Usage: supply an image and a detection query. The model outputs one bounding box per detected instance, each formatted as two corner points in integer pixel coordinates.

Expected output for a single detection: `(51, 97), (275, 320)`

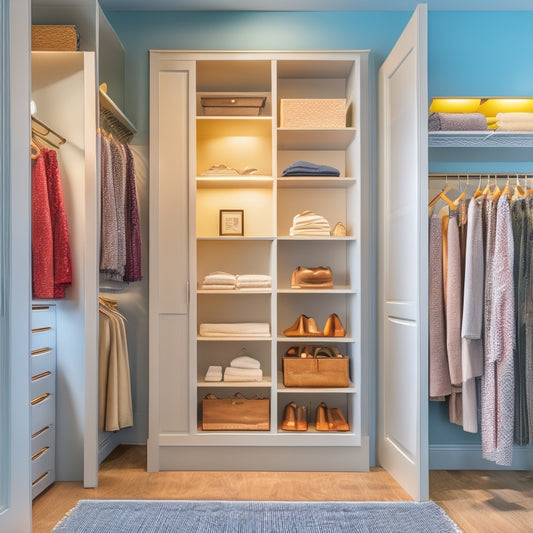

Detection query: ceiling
(98, 0), (533, 11)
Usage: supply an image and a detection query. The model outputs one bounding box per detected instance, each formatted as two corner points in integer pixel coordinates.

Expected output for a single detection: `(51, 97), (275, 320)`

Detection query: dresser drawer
(31, 393), (55, 435)
(31, 443), (54, 482)
(31, 305), (56, 330)
(31, 347), (55, 379)
(31, 327), (55, 352)
(31, 424), (55, 457)
(32, 469), (55, 499)
(31, 372), (55, 404)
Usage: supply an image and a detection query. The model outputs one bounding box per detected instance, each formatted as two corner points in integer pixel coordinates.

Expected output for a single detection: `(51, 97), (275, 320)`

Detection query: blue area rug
(51, 499), (462, 532)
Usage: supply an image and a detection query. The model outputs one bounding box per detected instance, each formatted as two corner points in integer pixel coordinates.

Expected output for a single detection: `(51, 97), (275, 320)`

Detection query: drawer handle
(31, 393), (51, 406)
(32, 425), (51, 439)
(32, 371), (52, 381)
(32, 305), (50, 311)
(31, 347), (51, 356)
(32, 471), (49, 486)
(32, 446), (49, 461)
(32, 326), (52, 333)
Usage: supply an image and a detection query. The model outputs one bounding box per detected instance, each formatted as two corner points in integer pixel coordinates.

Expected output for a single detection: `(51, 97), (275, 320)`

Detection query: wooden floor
(33, 445), (533, 533)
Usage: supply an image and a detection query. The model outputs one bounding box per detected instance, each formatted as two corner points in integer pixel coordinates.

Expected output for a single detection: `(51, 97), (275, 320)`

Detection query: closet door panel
(377, 4), (428, 501)
(157, 68), (191, 315)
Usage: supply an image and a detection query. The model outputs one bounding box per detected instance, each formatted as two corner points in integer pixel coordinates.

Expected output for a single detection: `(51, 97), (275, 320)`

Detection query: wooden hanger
(493, 176), (509, 202)
(30, 138), (41, 160)
(512, 174), (526, 201)
(473, 175), (484, 198)
(483, 174), (494, 196)
(452, 175), (467, 207)
(428, 184), (453, 209)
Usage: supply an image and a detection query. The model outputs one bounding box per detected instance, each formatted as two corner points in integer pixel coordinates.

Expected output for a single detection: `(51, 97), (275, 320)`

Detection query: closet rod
(99, 87), (136, 140)
(429, 173), (532, 179)
(31, 116), (66, 146)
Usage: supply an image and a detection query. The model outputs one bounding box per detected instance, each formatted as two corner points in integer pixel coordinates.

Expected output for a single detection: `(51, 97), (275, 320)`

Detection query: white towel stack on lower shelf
(236, 274), (272, 290)
(201, 271), (236, 290)
(224, 354), (263, 382)
(201, 272), (272, 290)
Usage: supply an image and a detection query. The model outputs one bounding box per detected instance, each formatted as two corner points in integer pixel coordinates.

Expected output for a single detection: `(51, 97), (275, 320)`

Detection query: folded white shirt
(199, 322), (270, 336)
(204, 365), (223, 382)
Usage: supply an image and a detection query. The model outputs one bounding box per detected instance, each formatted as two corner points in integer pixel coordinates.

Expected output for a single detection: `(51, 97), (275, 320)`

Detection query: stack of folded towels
(199, 322), (270, 336)
(201, 271), (236, 290)
(290, 210), (331, 236)
(203, 352), (263, 382)
(201, 272), (272, 290)
(224, 353), (263, 382)
(496, 112), (533, 131)
(282, 160), (340, 177)
(428, 112), (488, 131)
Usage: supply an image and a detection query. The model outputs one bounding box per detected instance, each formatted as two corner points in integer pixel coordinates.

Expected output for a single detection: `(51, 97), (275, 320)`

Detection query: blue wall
(104, 9), (533, 449)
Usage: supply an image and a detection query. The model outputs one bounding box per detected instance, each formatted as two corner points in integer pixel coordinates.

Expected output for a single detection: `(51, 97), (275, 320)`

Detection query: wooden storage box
(283, 357), (349, 387)
(201, 96), (266, 116)
(280, 98), (346, 128)
(202, 396), (270, 431)
(32, 25), (79, 51)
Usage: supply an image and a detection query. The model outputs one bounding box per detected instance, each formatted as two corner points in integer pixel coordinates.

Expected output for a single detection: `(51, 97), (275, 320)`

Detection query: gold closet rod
(429, 172), (532, 179)
(31, 115), (66, 148)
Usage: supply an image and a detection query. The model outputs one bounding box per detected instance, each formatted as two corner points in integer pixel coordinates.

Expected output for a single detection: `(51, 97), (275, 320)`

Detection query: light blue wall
(104, 9), (533, 450)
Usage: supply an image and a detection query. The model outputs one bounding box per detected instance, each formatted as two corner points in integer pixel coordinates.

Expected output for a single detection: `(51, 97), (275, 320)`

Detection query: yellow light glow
(429, 98), (481, 113)
(477, 98), (533, 116)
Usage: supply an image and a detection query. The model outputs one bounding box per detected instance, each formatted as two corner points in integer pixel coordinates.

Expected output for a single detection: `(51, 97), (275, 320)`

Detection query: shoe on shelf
(291, 266), (333, 289)
(327, 407), (350, 431)
(283, 315), (324, 337)
(281, 401), (297, 430)
(295, 405), (308, 431)
(315, 402), (329, 431)
(323, 313), (345, 337)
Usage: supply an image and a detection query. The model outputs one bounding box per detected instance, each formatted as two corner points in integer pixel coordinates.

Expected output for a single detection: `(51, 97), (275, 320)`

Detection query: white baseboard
(430, 444), (533, 470)
(98, 431), (121, 465)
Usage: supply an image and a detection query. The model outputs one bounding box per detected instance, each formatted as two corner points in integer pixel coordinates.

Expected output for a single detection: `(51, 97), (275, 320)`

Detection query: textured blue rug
(51, 499), (462, 532)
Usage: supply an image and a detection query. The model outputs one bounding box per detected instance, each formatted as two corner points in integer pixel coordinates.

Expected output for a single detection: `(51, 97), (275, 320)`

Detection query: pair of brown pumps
(281, 401), (349, 432)
(283, 313), (345, 337)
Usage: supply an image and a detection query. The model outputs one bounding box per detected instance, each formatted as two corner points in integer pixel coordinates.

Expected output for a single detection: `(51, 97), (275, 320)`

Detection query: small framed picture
(219, 209), (244, 236)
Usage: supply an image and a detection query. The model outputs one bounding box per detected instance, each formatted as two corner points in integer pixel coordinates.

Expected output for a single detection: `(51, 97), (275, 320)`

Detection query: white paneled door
(377, 4), (429, 501)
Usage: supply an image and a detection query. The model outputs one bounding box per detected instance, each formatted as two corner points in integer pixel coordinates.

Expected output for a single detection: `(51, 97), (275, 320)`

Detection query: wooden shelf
(196, 176), (273, 189)
(277, 286), (356, 294)
(277, 177), (356, 189)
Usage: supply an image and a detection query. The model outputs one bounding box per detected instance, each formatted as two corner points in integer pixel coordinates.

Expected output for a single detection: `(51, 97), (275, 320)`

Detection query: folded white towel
(224, 367), (263, 381)
(231, 355), (261, 369)
(237, 274), (272, 283)
(290, 228), (331, 236)
(204, 365), (223, 382)
(199, 322), (270, 337)
(201, 284), (236, 290)
(202, 271), (236, 285)
(496, 112), (533, 131)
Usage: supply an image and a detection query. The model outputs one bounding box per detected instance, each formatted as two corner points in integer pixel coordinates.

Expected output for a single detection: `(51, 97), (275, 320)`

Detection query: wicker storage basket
(202, 396), (270, 431)
(280, 98), (346, 128)
(32, 25), (79, 52)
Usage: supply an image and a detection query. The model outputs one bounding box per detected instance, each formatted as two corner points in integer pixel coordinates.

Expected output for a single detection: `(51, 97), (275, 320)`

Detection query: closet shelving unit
(429, 131), (533, 147)
(150, 51), (371, 469)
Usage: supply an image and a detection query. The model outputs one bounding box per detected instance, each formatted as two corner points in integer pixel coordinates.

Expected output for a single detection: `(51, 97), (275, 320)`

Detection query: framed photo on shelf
(219, 209), (244, 236)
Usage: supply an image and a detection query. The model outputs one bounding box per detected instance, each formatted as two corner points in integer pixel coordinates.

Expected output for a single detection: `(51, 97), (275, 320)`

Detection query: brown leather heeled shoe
(291, 266), (333, 289)
(315, 402), (329, 431)
(281, 401), (296, 430)
(295, 406), (308, 431)
(327, 407), (350, 431)
(323, 313), (345, 337)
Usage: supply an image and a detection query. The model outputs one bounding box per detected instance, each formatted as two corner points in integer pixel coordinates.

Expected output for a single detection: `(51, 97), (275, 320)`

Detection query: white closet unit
(149, 50), (372, 471)
(31, 50), (98, 483)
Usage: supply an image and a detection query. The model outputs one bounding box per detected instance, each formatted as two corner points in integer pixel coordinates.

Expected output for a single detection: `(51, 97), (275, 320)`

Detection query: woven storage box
(202, 397), (270, 431)
(201, 96), (266, 116)
(280, 98), (346, 128)
(32, 25), (79, 52)
(283, 357), (349, 387)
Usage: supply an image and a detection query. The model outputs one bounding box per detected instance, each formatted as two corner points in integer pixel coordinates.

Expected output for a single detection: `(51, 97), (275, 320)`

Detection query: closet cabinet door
(377, 4), (429, 501)
(149, 56), (194, 470)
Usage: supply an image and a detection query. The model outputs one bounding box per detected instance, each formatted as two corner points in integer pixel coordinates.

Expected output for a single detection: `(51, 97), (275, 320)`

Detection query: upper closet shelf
(99, 88), (136, 142)
(277, 177), (356, 189)
(428, 131), (533, 148)
(196, 176), (273, 189)
(277, 128), (356, 150)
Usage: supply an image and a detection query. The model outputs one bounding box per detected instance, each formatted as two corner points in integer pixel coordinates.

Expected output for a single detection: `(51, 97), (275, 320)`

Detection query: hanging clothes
(98, 297), (133, 432)
(99, 131), (142, 283)
(31, 148), (72, 299)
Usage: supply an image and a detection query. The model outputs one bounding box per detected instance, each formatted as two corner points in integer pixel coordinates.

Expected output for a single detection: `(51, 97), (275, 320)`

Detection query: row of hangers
(428, 173), (533, 211)
(30, 115), (66, 160)
(98, 295), (127, 321)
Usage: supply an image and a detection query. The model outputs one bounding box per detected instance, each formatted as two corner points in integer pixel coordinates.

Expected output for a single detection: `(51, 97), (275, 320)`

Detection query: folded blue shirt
(282, 160), (340, 177)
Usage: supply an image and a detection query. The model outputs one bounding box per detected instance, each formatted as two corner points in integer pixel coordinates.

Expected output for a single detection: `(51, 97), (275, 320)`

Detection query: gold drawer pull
(32, 326), (52, 333)
(32, 446), (49, 461)
(31, 347), (51, 356)
(32, 371), (51, 381)
(32, 305), (50, 311)
(32, 426), (50, 439)
(32, 471), (49, 486)
(31, 393), (50, 406)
